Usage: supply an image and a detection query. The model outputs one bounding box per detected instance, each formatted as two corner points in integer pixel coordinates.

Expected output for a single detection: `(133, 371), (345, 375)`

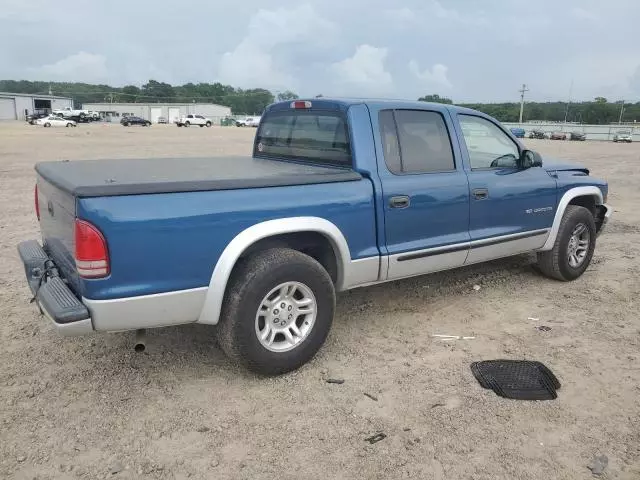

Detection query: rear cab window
(254, 109), (352, 167)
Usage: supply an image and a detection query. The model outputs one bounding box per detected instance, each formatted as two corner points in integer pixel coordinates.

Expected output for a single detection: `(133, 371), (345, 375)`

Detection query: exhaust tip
(134, 329), (146, 353)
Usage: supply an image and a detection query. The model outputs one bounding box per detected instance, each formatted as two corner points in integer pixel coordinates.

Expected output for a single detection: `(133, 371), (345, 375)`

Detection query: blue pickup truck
(18, 98), (610, 374)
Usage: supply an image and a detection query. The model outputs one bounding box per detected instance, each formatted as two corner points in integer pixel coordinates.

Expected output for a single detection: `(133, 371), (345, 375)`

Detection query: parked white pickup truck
(176, 114), (213, 127)
(52, 107), (90, 118)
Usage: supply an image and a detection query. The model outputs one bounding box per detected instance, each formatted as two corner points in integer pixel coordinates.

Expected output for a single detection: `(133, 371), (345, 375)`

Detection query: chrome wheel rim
(567, 223), (590, 268)
(255, 282), (317, 353)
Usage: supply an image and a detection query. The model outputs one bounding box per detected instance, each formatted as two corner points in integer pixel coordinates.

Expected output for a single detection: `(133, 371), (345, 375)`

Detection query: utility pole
(563, 79), (573, 123)
(618, 100), (625, 124)
(518, 83), (529, 124)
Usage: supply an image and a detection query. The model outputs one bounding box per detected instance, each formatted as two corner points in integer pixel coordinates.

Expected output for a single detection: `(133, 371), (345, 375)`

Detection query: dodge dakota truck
(18, 98), (611, 375)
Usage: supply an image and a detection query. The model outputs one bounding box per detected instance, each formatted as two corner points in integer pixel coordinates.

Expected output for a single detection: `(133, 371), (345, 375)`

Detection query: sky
(1, 0), (639, 103)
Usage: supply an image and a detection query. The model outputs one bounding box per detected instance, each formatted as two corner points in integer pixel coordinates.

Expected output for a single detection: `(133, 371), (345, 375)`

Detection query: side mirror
(520, 149), (543, 169)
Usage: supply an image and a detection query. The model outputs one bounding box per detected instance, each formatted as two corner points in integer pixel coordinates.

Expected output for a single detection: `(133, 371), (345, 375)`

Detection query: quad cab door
(376, 107), (471, 280)
(454, 114), (557, 264)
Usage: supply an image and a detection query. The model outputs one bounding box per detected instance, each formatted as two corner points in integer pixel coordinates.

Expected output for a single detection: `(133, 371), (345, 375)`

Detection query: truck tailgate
(36, 176), (81, 295)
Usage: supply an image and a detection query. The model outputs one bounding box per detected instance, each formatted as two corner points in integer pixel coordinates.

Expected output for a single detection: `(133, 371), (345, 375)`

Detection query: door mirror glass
(520, 149), (543, 168)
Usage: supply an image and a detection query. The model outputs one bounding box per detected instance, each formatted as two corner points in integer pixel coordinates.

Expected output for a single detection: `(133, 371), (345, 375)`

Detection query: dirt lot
(1, 121), (639, 480)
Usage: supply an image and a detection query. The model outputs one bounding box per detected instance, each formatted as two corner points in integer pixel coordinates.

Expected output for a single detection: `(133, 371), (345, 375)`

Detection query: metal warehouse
(0, 92), (73, 121)
(82, 102), (232, 124)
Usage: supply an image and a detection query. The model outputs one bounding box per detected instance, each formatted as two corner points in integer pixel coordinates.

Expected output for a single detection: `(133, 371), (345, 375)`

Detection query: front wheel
(185, 121), (190, 127)
(217, 248), (336, 375)
(44, 122), (51, 127)
(206, 121), (212, 127)
(536, 205), (596, 281)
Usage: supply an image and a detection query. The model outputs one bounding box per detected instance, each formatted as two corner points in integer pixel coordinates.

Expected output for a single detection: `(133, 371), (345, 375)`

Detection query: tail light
(291, 100), (312, 109)
(74, 219), (109, 278)
(35, 184), (40, 220)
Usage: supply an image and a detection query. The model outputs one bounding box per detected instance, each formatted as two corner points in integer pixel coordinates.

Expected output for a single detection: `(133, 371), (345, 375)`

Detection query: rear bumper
(17, 240), (93, 336)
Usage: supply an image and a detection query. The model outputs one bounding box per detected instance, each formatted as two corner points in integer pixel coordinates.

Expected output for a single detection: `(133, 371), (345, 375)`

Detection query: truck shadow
(102, 253), (541, 377)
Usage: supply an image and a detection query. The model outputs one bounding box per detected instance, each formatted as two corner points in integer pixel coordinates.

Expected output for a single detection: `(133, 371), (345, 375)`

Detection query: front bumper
(17, 240), (93, 336)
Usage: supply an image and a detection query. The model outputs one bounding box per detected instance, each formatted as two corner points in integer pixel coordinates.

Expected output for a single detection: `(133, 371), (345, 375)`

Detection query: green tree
(418, 94), (453, 104)
(276, 90), (299, 101)
(141, 80), (174, 101)
(121, 85), (141, 101)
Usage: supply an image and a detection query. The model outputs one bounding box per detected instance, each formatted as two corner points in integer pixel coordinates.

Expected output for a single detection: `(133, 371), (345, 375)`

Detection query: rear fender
(197, 217), (378, 325)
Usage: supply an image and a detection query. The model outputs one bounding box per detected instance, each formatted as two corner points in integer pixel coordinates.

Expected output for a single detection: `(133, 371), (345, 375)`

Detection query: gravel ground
(1, 122), (639, 480)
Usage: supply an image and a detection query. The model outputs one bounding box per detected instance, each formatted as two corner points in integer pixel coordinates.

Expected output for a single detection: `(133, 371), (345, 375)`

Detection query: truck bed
(35, 156), (362, 197)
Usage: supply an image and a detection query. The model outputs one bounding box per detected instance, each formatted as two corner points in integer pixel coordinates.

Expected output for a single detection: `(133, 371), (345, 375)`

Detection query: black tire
(185, 121), (190, 127)
(217, 248), (336, 375)
(200, 124), (204, 128)
(44, 122), (51, 128)
(123, 122), (129, 127)
(536, 205), (596, 281)
(206, 121), (212, 127)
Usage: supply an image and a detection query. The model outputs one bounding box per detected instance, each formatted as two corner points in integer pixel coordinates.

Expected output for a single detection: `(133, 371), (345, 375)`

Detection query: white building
(0, 92), (73, 121)
(82, 102), (232, 124)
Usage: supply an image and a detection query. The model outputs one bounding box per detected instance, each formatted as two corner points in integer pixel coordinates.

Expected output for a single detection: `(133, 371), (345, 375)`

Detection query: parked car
(570, 132), (586, 141)
(550, 131), (567, 140)
(236, 116), (261, 127)
(613, 130), (632, 143)
(35, 115), (77, 128)
(157, 116), (168, 124)
(19, 98), (611, 375)
(528, 129), (547, 139)
(120, 116), (151, 127)
(176, 114), (213, 127)
(26, 113), (50, 125)
(509, 127), (525, 138)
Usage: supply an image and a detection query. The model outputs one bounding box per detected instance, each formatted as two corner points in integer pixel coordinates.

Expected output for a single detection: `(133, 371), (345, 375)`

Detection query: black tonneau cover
(35, 156), (362, 197)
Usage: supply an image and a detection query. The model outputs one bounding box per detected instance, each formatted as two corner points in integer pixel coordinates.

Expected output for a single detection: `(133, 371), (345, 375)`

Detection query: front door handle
(390, 195), (410, 209)
(472, 188), (488, 200)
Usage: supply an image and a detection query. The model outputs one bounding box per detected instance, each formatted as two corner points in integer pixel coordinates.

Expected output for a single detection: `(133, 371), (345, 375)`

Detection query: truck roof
(265, 97), (477, 115)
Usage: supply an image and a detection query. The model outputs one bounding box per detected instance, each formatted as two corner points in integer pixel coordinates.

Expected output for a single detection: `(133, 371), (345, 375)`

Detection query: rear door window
(379, 109), (455, 174)
(255, 111), (351, 166)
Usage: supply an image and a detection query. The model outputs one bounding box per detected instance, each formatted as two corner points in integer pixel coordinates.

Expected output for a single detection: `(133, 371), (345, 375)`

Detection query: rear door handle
(472, 188), (488, 200)
(389, 195), (410, 209)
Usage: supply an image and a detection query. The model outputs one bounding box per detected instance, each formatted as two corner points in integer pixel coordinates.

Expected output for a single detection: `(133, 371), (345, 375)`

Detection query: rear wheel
(44, 122), (51, 127)
(123, 122), (129, 126)
(536, 205), (596, 281)
(206, 121), (212, 127)
(185, 121), (190, 127)
(216, 248), (335, 375)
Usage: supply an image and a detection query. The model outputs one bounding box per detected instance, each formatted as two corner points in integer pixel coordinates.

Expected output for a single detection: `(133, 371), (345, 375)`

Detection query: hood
(542, 158), (589, 176)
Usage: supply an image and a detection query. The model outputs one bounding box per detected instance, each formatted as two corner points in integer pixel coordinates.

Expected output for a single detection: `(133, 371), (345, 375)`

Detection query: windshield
(254, 110), (351, 166)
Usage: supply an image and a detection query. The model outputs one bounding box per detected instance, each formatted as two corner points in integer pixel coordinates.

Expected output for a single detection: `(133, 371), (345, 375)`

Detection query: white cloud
(218, 5), (335, 90)
(386, 1), (486, 27)
(330, 45), (393, 95)
(30, 52), (108, 82)
(409, 61), (452, 90)
(571, 7), (597, 21)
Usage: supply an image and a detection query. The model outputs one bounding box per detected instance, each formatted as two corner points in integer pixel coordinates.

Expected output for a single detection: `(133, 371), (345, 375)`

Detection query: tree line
(0, 80), (299, 115)
(0, 80), (636, 123)
(417, 94), (637, 125)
